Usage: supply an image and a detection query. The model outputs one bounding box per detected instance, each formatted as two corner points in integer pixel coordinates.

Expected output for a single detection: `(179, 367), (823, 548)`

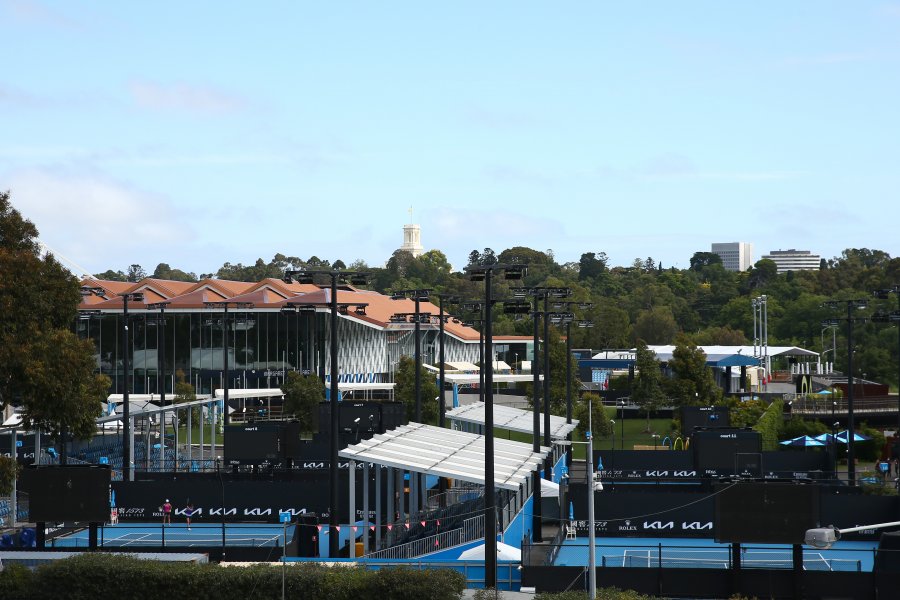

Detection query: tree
(633, 306), (679, 344)
(694, 325), (748, 346)
(578, 252), (607, 281)
(20, 328), (108, 441)
(152, 263), (198, 282)
(282, 371), (325, 432)
(747, 258), (777, 289)
(173, 369), (199, 425)
(394, 356), (439, 424)
(666, 335), (723, 407)
(630, 342), (666, 431)
(573, 393), (612, 442)
(1, 192), (106, 446)
(689, 252), (722, 271)
(126, 264), (147, 282)
(94, 269), (127, 281)
(0, 456), (17, 496)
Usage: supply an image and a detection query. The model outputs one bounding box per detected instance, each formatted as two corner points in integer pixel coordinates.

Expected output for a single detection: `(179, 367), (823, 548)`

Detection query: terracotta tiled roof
(247, 278), (322, 296)
(78, 277), (485, 340)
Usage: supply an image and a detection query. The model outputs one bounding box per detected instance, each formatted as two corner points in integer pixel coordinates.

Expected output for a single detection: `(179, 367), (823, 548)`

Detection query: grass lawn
(495, 417), (676, 460)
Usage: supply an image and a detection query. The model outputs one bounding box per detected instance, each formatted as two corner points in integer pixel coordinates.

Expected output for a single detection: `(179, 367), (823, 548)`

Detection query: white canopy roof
(445, 361), (481, 372)
(647, 345), (819, 360)
(214, 388), (285, 399)
(443, 373), (539, 385)
(592, 345), (819, 361)
(338, 422), (550, 491)
(458, 540), (522, 561)
(446, 403), (578, 440)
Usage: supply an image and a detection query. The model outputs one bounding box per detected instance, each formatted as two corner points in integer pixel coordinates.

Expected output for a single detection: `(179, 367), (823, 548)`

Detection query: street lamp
(203, 301), (254, 427)
(283, 268), (370, 558)
(873, 286), (900, 433)
(609, 419), (616, 479)
(823, 298), (869, 485)
(147, 302), (171, 405)
(390, 289), (432, 422)
(752, 295), (769, 384)
(435, 295), (461, 429)
(510, 287), (571, 493)
(119, 291), (145, 482)
(462, 302), (488, 404)
(465, 261), (526, 590)
(821, 325), (838, 371)
(618, 400), (626, 450)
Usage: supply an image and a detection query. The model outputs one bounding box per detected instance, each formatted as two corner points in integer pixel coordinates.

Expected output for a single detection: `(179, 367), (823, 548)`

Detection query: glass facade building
(76, 277), (484, 397)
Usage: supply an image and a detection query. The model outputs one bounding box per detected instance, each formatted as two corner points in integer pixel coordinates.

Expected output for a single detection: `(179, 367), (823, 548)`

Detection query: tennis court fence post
(657, 542), (663, 598)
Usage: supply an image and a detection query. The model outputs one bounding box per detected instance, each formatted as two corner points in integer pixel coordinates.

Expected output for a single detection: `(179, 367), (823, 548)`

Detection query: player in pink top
(162, 499), (172, 525)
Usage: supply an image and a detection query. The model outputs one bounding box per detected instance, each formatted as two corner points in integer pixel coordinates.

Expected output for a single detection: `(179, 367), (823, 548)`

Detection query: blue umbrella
(835, 430), (871, 443)
(569, 501), (574, 521)
(780, 435), (825, 447)
(813, 433), (838, 444)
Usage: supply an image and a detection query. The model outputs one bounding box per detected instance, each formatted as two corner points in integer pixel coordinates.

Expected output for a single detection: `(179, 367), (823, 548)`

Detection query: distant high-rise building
(761, 249), (821, 273)
(711, 242), (754, 272)
(400, 207), (424, 257)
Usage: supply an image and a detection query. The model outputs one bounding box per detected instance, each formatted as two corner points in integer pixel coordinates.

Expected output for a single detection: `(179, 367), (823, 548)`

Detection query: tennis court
(552, 537), (879, 572)
(49, 522), (295, 549)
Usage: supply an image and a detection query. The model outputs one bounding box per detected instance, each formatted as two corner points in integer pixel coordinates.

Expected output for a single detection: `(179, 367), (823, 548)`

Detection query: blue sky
(2, 1), (898, 277)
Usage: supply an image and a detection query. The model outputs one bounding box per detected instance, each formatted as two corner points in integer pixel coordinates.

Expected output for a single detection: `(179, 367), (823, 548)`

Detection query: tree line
(101, 243), (900, 391)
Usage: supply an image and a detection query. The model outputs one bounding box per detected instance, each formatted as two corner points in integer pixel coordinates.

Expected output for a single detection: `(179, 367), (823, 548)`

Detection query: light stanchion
(119, 291), (145, 481)
(823, 298), (870, 485)
(283, 268), (370, 558)
(465, 262), (526, 590)
(873, 286), (900, 433)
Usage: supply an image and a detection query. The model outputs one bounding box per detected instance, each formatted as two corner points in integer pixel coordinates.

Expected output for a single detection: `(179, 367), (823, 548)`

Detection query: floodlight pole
(543, 294), (552, 481)
(284, 268), (369, 559)
(415, 294), (422, 421)
(120, 292), (144, 481)
(223, 304), (230, 426)
(466, 262), (525, 590)
(825, 298), (869, 486)
(205, 301), (254, 428)
(438, 297), (447, 428)
(122, 294), (131, 479)
(532, 302), (543, 542)
(328, 273), (340, 557)
(566, 320), (573, 425)
(483, 267), (497, 588)
(873, 286), (900, 432)
(586, 396), (596, 600)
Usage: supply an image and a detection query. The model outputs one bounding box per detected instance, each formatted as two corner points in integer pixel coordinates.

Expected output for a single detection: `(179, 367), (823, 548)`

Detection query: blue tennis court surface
(50, 523), (295, 548)
(553, 537), (879, 572)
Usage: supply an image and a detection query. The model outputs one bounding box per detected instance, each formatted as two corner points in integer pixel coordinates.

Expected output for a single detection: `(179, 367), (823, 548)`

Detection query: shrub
(16, 554), (465, 600)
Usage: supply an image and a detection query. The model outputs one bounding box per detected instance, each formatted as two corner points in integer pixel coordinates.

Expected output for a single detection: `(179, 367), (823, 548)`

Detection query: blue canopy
(780, 435), (825, 447)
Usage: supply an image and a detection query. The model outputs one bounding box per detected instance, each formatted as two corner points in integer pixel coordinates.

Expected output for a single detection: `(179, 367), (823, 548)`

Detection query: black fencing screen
(22, 465), (111, 522)
(693, 429), (761, 475)
(682, 406), (731, 432)
(714, 481), (819, 544)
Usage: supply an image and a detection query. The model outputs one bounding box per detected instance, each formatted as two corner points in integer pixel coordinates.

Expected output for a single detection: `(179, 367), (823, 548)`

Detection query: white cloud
(481, 164), (557, 187)
(1, 0), (84, 30)
(0, 84), (47, 108)
(780, 52), (880, 67)
(592, 154), (805, 183)
(129, 80), (247, 115)
(3, 167), (190, 274)
(879, 3), (900, 17)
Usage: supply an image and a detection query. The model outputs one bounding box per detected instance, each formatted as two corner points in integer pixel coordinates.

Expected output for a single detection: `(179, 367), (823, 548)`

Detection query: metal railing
(363, 514), (484, 559)
(498, 492), (520, 532)
(785, 394), (898, 415)
(426, 487), (484, 509)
